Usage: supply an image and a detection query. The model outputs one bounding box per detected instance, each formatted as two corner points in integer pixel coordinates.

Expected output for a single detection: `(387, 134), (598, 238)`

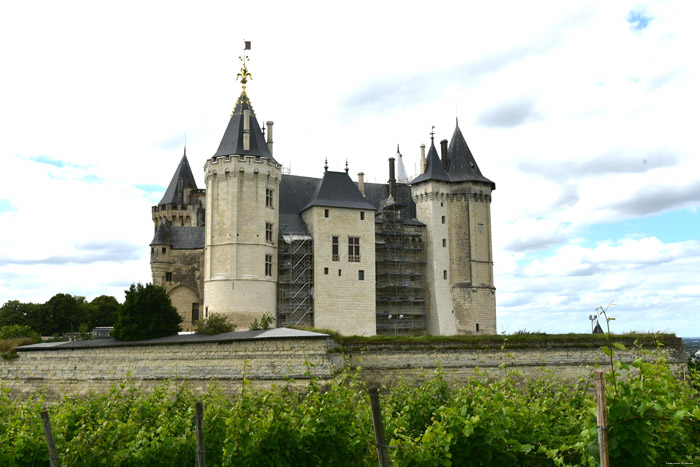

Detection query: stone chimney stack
(440, 139), (449, 171)
(266, 121), (274, 156)
(358, 172), (365, 196)
(243, 110), (251, 151)
(389, 157), (397, 200)
(420, 144), (426, 173)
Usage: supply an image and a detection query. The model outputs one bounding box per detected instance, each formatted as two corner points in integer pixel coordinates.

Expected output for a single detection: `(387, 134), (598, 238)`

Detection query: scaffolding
(277, 234), (314, 327)
(375, 199), (427, 334)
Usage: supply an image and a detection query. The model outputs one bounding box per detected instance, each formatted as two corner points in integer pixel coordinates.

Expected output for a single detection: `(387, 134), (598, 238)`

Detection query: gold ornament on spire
(236, 40), (252, 92)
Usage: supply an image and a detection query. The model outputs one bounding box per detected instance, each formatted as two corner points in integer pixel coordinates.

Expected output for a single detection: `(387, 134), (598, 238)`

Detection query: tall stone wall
(1, 335), (686, 400)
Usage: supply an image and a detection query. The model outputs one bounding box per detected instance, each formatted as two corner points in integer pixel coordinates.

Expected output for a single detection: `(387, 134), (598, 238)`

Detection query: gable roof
(212, 91), (276, 162)
(158, 151), (198, 205)
(301, 171), (376, 212)
(411, 140), (450, 184)
(447, 123), (495, 189)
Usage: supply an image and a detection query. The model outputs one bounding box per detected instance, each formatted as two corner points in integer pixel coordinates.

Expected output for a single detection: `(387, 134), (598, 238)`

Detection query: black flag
(244, 41), (251, 50)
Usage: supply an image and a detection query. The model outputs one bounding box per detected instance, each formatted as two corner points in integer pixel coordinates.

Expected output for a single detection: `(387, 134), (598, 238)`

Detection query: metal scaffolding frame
(277, 234), (314, 327)
(375, 200), (427, 334)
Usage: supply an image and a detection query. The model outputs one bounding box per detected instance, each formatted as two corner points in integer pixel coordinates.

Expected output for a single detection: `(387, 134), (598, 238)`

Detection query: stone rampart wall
(1, 337), (686, 399)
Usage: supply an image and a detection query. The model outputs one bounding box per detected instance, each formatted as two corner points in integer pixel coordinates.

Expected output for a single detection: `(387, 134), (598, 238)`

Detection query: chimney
(420, 144), (426, 173)
(388, 157), (397, 199)
(358, 172), (365, 196)
(266, 121), (274, 156)
(243, 110), (251, 151)
(440, 139), (449, 170)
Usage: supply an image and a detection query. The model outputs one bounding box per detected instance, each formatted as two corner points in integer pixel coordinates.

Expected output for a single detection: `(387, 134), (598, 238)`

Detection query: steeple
(447, 122), (495, 189)
(396, 144), (409, 183)
(158, 149), (198, 206)
(411, 135), (450, 184)
(211, 43), (276, 162)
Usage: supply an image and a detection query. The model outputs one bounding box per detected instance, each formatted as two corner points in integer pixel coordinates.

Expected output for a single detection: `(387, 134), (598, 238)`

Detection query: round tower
(202, 57), (282, 329)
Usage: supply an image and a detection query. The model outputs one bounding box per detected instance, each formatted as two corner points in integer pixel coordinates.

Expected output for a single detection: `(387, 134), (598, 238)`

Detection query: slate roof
(150, 221), (171, 246)
(171, 226), (205, 249)
(301, 171), (376, 212)
(411, 140), (450, 184)
(212, 91), (276, 162)
(158, 152), (199, 205)
(16, 328), (330, 351)
(278, 174), (418, 234)
(447, 124), (495, 189)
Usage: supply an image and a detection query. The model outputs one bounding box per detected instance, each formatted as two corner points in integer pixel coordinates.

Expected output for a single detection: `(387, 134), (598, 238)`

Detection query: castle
(150, 60), (496, 336)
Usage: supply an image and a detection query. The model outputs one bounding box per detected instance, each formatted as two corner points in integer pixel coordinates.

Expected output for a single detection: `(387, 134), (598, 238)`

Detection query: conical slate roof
(212, 91), (276, 162)
(411, 140), (450, 184)
(447, 123), (495, 188)
(396, 145), (409, 184)
(301, 171), (375, 212)
(150, 221), (171, 246)
(158, 151), (199, 205)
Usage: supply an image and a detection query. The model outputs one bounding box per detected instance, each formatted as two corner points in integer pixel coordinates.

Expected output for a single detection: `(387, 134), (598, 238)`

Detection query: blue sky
(0, 0), (698, 335)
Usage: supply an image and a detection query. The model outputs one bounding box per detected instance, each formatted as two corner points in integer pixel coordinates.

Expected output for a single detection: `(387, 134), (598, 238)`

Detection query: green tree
(249, 312), (274, 331)
(112, 283), (182, 341)
(195, 313), (236, 335)
(0, 300), (42, 332)
(41, 293), (90, 336)
(85, 295), (120, 328)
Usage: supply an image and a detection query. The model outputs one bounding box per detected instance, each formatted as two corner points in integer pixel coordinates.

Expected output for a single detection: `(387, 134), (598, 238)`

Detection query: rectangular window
(348, 237), (360, 262)
(265, 254), (273, 277)
(443, 270), (447, 280)
(324, 267), (329, 275)
(265, 222), (273, 243)
(478, 223), (484, 233)
(332, 236), (339, 261)
(360, 211), (365, 220)
(338, 269), (342, 277)
(441, 215), (446, 224)
(442, 239), (447, 247)
(162, 247), (166, 254)
(358, 270), (364, 281)
(324, 208), (329, 218)
(476, 323), (480, 332)
(192, 303), (199, 322)
(166, 272), (172, 282)
(266, 188), (274, 208)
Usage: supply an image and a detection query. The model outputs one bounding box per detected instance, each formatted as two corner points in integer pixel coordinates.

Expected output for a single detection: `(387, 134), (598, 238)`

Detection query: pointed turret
(411, 139), (450, 184)
(150, 220), (171, 246)
(212, 90), (276, 161)
(396, 145), (409, 184)
(447, 123), (495, 189)
(159, 149), (198, 206)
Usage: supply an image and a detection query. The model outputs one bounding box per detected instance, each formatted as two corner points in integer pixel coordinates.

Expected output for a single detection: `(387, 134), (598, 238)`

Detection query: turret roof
(212, 91), (276, 162)
(158, 151), (198, 205)
(301, 170), (376, 212)
(150, 221), (171, 246)
(411, 139), (450, 184)
(447, 123), (495, 188)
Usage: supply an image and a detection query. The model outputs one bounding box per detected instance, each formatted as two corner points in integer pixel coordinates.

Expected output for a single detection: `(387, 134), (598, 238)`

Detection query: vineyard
(2, 348), (699, 466)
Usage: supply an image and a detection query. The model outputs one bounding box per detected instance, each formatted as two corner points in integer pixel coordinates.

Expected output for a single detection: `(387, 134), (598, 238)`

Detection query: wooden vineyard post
(40, 409), (60, 467)
(195, 401), (206, 467)
(594, 370), (610, 467)
(369, 388), (389, 467)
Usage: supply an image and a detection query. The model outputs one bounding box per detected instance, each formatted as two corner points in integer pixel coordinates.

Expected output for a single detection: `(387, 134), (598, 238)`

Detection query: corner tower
(202, 56), (282, 328)
(411, 123), (496, 335)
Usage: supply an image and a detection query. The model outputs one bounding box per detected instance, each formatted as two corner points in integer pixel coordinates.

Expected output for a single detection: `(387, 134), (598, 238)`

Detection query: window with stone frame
(265, 222), (273, 243)
(166, 272), (172, 282)
(192, 303), (200, 322)
(266, 188), (274, 208)
(332, 236), (339, 261)
(265, 254), (273, 277)
(348, 237), (360, 262)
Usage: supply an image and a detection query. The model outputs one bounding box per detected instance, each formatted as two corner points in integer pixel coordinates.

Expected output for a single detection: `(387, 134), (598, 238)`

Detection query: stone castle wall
(1, 335), (685, 399)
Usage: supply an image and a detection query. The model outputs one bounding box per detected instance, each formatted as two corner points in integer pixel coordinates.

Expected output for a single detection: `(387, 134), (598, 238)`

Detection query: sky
(1, 1), (698, 336)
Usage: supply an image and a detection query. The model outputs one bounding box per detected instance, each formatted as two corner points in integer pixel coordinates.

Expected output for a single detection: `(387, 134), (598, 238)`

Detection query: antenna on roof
(324, 157), (328, 173)
(345, 159), (349, 173)
(430, 126), (435, 142)
(184, 132), (187, 157)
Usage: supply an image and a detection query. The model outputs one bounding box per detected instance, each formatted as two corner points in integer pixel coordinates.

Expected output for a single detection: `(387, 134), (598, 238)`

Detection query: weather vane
(237, 40), (252, 91)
